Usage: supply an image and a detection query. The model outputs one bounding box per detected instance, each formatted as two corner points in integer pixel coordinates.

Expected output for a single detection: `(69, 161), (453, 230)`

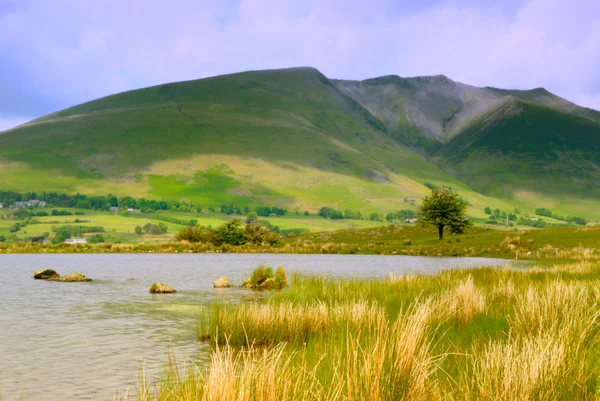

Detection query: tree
(419, 187), (472, 240)
(135, 225), (143, 235)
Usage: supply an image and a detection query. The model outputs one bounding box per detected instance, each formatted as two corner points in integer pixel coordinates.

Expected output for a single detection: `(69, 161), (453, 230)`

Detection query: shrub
(88, 234), (105, 244)
(245, 223), (280, 245)
(214, 219), (245, 245)
(175, 226), (214, 243)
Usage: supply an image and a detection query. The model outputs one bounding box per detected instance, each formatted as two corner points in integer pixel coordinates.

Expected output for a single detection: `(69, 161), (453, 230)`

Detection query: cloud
(0, 0), (599, 132)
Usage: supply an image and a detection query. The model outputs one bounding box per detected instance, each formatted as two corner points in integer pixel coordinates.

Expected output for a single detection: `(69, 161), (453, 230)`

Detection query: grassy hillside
(0, 67), (507, 216)
(436, 100), (600, 198)
(0, 67), (599, 221)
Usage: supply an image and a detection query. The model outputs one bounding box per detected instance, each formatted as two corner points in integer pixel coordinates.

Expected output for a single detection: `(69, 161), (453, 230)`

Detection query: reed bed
(134, 261), (600, 400)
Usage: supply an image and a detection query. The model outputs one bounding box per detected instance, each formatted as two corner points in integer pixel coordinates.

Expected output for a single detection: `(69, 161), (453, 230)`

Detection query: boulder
(149, 282), (177, 294)
(33, 269), (60, 280)
(49, 272), (92, 282)
(213, 277), (231, 288)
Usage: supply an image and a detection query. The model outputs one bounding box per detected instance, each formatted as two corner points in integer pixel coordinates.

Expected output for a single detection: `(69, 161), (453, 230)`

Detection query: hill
(1, 67), (599, 220)
(435, 99), (600, 197)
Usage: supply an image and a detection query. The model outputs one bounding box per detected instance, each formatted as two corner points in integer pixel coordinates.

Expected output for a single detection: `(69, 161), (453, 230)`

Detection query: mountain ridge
(1, 66), (599, 219)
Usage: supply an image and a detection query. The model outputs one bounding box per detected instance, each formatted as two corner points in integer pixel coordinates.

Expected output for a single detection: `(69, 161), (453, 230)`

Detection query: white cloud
(0, 0), (599, 116)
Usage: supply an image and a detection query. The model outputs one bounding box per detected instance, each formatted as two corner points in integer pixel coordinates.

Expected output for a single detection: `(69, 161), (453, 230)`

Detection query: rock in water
(33, 269), (60, 280)
(149, 282), (177, 293)
(213, 277), (231, 288)
(49, 272), (92, 282)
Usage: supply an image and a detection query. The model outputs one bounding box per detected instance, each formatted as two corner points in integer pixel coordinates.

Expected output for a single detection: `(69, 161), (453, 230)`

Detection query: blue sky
(1, 0), (599, 131)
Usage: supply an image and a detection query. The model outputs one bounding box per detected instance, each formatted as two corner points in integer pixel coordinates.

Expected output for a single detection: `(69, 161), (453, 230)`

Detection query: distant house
(406, 218), (419, 223)
(529, 217), (539, 221)
(64, 238), (87, 245)
(0, 203), (3, 209)
(269, 213), (276, 217)
(109, 206), (119, 212)
(127, 208), (141, 213)
(12, 200), (46, 209)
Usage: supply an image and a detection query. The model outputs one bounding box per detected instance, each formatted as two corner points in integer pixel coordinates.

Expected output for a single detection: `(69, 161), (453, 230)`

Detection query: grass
(3, 220), (600, 260)
(133, 260), (600, 400)
(2, 68), (599, 221)
(437, 100), (600, 198)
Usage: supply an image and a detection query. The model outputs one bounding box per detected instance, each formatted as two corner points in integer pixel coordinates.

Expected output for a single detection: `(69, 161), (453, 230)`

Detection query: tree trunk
(438, 225), (444, 240)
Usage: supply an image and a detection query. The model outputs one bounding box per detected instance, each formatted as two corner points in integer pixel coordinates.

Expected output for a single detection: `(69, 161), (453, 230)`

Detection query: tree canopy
(419, 187), (472, 240)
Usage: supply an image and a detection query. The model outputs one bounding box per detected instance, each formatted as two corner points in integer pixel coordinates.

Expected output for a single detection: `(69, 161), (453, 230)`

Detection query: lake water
(0, 253), (511, 400)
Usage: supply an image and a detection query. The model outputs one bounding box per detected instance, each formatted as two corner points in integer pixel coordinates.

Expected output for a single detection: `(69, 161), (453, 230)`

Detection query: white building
(64, 238), (87, 245)
(406, 218), (419, 223)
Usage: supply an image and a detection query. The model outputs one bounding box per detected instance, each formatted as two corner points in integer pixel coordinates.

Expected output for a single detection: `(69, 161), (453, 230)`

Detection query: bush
(535, 208), (553, 217)
(369, 213), (384, 222)
(386, 210), (415, 222)
(214, 219), (245, 245)
(51, 209), (73, 216)
(175, 226), (215, 243)
(244, 223), (280, 245)
(143, 223), (168, 235)
(88, 234), (105, 244)
(0, 235), (5, 242)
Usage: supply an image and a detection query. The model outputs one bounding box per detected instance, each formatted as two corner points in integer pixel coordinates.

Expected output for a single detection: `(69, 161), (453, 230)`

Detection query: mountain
(334, 75), (600, 199)
(1, 67), (599, 218)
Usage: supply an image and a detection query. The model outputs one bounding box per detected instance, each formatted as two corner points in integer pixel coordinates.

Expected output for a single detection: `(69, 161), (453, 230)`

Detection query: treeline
(0, 190), (197, 212)
(134, 223), (168, 235)
(219, 204), (290, 216)
(318, 207), (415, 223)
(176, 219), (280, 246)
(0, 190), (296, 219)
(535, 208), (588, 226)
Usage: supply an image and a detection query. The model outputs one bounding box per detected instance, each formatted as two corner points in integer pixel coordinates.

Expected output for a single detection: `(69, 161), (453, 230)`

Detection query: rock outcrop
(33, 269), (60, 280)
(213, 277), (231, 288)
(149, 282), (177, 293)
(49, 272), (92, 282)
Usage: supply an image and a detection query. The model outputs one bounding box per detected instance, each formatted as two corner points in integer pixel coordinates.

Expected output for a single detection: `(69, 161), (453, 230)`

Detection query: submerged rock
(149, 282), (177, 294)
(33, 269), (60, 280)
(213, 277), (231, 288)
(49, 272), (92, 282)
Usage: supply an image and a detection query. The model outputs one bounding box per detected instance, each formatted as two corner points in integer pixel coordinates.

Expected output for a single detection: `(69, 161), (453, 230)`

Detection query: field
(134, 258), (600, 400)
(0, 207), (390, 245)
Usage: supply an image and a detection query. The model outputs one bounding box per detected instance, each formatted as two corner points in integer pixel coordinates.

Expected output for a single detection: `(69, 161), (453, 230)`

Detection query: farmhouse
(64, 238), (87, 245)
(11, 200), (47, 209)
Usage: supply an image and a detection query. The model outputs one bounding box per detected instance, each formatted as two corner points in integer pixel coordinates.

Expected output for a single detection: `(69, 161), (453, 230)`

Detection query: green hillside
(435, 100), (600, 197)
(0, 68), (475, 214)
(1, 67), (599, 221)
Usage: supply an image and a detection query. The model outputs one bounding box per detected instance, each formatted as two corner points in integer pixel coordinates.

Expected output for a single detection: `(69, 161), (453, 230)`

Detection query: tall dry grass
(134, 261), (600, 401)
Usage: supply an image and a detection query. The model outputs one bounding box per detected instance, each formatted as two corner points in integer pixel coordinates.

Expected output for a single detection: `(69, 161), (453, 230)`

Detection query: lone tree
(419, 186), (472, 240)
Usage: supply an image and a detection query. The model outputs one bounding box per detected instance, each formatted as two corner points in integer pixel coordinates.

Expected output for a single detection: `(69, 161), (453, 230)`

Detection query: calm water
(0, 253), (510, 400)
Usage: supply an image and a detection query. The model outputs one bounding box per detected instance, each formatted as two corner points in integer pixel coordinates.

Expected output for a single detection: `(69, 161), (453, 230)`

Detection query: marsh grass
(136, 261), (600, 400)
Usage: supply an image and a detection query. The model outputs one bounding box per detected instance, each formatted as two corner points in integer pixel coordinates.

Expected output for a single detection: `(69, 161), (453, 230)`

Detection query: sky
(1, 0), (599, 132)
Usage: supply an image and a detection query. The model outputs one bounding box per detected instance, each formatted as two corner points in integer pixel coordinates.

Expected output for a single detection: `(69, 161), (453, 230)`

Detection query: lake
(0, 253), (511, 400)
